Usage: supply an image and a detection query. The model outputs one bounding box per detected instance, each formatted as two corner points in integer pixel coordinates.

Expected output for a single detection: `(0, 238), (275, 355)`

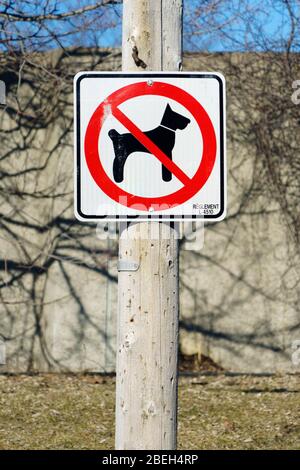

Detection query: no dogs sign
(74, 72), (226, 221)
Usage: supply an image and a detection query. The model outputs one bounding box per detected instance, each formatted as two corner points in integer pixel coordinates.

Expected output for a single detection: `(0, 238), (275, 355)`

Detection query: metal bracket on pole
(117, 260), (140, 272)
(0, 80), (6, 106)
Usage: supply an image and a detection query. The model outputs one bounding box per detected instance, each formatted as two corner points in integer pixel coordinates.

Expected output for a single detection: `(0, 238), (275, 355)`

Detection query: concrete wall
(0, 49), (299, 373)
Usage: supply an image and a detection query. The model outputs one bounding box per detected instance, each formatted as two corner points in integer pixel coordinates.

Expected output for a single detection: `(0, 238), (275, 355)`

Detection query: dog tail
(108, 129), (120, 141)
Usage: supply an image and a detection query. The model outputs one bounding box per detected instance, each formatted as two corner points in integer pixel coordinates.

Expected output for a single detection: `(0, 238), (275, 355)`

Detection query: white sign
(74, 72), (226, 221)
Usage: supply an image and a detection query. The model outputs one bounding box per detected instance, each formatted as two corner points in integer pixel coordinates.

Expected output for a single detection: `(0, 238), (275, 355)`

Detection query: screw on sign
(75, 73), (226, 220)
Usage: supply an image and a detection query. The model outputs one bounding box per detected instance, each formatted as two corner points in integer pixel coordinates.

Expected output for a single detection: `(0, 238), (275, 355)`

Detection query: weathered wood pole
(115, 0), (183, 450)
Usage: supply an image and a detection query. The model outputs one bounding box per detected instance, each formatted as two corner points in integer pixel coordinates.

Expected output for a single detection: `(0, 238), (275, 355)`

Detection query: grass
(0, 373), (299, 450)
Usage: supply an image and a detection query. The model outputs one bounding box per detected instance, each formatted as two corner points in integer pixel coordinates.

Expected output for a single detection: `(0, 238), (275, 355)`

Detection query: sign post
(116, 0), (182, 450)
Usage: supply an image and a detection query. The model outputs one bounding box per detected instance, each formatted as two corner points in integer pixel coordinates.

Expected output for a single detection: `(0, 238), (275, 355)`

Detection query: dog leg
(162, 152), (172, 182)
(109, 129), (127, 183)
(113, 155), (127, 183)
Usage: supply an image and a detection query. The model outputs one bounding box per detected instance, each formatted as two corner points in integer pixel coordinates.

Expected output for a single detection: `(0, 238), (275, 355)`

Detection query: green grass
(0, 373), (299, 450)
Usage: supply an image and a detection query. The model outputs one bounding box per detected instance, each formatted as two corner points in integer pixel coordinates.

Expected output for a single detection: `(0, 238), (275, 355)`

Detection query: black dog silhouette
(108, 103), (190, 183)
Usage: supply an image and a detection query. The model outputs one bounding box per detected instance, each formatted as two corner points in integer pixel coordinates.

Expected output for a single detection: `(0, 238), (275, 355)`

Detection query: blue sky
(1, 0), (299, 52)
(183, 0), (300, 52)
(96, 0), (300, 52)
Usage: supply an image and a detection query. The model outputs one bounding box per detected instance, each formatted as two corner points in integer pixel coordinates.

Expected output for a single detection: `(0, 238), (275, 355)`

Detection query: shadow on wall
(0, 48), (300, 373)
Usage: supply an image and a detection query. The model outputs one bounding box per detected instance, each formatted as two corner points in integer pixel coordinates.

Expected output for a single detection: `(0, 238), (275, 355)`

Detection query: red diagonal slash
(111, 106), (192, 186)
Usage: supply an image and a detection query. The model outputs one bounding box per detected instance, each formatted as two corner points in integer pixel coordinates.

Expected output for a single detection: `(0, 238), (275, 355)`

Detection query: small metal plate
(117, 260), (140, 272)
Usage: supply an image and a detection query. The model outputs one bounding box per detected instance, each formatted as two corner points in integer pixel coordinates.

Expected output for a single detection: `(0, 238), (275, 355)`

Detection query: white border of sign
(74, 72), (226, 222)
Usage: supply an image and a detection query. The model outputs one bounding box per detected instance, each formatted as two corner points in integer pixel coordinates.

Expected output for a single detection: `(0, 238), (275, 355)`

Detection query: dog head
(161, 103), (191, 130)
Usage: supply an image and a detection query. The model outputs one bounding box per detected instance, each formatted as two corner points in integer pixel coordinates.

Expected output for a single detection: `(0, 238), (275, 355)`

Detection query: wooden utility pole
(115, 0), (183, 450)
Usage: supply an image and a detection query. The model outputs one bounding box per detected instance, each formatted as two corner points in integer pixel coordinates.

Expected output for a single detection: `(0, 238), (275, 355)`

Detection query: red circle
(84, 81), (216, 211)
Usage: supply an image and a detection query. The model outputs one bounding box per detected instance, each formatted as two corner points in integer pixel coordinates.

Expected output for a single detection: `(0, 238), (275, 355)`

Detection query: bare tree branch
(0, 0), (122, 22)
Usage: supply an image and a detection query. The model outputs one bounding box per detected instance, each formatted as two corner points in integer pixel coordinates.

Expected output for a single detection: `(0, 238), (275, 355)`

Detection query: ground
(0, 373), (299, 450)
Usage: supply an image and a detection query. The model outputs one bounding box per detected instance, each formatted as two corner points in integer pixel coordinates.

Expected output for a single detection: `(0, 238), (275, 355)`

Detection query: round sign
(84, 81), (217, 211)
